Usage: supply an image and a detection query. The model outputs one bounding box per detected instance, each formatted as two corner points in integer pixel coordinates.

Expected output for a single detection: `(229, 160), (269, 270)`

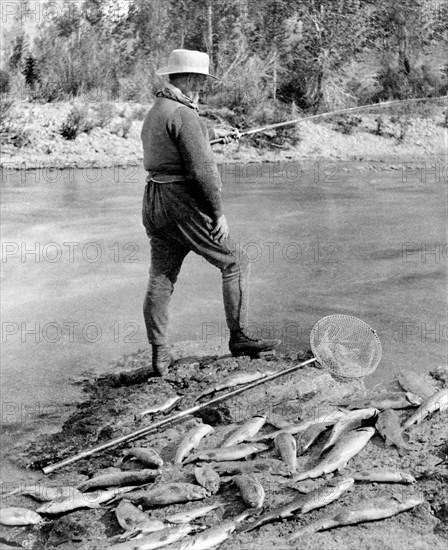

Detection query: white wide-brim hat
(156, 49), (219, 80)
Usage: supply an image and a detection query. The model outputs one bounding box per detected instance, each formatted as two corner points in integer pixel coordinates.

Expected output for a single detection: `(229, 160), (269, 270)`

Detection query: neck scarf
(155, 82), (199, 112)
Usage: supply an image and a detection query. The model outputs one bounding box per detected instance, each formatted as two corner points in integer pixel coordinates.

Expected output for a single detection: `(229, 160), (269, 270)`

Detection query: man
(141, 49), (280, 376)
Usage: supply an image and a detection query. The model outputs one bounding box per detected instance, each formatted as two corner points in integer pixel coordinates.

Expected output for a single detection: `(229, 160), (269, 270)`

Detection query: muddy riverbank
(1, 343), (446, 550)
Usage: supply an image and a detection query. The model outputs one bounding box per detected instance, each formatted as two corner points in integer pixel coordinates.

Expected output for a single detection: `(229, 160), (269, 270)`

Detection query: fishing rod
(209, 95), (447, 145)
(42, 358), (316, 474)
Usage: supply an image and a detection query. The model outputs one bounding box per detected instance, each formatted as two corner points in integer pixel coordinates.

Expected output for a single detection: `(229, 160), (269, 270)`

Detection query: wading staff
(42, 358), (316, 474)
(209, 95), (448, 145)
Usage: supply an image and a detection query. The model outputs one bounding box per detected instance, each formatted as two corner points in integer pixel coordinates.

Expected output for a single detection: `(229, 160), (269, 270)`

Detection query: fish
(174, 424), (214, 465)
(288, 495), (424, 539)
(140, 396), (182, 418)
(112, 524), (194, 549)
(251, 409), (347, 442)
(2, 484), (81, 501)
(122, 448), (164, 469)
(222, 415), (266, 447)
(233, 475), (265, 508)
(292, 427), (375, 482)
(320, 408), (378, 454)
(194, 371), (276, 401)
(194, 466), (220, 495)
(242, 493), (304, 532)
(37, 486), (137, 514)
(122, 483), (209, 509)
(210, 458), (289, 476)
(163, 510), (252, 549)
(264, 411), (294, 429)
(78, 469), (161, 492)
(402, 388), (448, 429)
(376, 409), (413, 454)
(296, 423), (332, 455)
(335, 392), (422, 411)
(165, 503), (224, 524)
(243, 477), (353, 532)
(352, 469), (416, 484)
(0, 506), (43, 526)
(114, 505), (222, 543)
(397, 371), (437, 400)
(115, 500), (166, 533)
(299, 477), (354, 514)
(274, 432), (297, 474)
(183, 443), (269, 464)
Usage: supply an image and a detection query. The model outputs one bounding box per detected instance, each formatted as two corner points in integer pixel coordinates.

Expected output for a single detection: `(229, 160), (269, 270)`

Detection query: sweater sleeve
(167, 107), (223, 220)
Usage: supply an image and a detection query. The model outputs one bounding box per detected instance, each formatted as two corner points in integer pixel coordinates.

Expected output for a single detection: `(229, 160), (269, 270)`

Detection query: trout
(299, 477), (354, 514)
(397, 371), (436, 399)
(194, 466), (220, 495)
(194, 371), (276, 401)
(210, 459), (289, 476)
(139, 396), (182, 418)
(78, 469), (161, 492)
(174, 425), (214, 464)
(183, 443), (269, 464)
(297, 423), (332, 455)
(264, 411), (294, 429)
(376, 409), (413, 454)
(123, 483), (209, 509)
(320, 408), (377, 454)
(288, 495), (424, 539)
(163, 510), (252, 549)
(402, 388), (448, 429)
(37, 486), (137, 514)
(165, 503), (224, 524)
(275, 432), (297, 474)
(352, 469), (416, 484)
(292, 427), (375, 482)
(0, 506), (43, 526)
(221, 416), (266, 447)
(233, 475), (265, 508)
(122, 448), (164, 469)
(115, 500), (166, 534)
(2, 484), (81, 501)
(335, 392), (422, 411)
(112, 524), (194, 549)
(251, 409), (347, 442)
(244, 477), (353, 532)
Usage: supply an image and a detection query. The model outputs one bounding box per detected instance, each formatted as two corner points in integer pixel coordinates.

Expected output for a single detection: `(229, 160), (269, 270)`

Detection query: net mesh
(310, 315), (382, 379)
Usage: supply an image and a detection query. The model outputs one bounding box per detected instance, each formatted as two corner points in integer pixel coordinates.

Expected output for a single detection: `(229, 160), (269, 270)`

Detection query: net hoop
(309, 314), (382, 379)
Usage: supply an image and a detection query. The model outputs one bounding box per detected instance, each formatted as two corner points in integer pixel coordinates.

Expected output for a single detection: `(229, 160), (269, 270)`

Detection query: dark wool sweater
(141, 85), (223, 219)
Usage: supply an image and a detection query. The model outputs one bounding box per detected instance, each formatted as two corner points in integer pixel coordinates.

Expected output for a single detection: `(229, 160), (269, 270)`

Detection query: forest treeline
(1, 0), (447, 128)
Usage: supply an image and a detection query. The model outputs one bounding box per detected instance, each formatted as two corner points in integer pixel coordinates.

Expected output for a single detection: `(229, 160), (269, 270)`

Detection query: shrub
(59, 105), (93, 140)
(332, 115), (362, 135)
(0, 70), (11, 93)
(206, 55), (272, 130)
(121, 118), (132, 139)
(94, 102), (116, 128)
(0, 97), (14, 132)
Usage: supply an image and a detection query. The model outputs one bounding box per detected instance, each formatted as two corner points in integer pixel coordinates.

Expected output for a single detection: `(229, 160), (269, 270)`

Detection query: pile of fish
(1, 369), (446, 549)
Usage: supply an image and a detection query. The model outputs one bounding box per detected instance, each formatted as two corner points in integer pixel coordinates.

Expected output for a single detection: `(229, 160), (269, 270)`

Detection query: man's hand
(210, 214), (229, 243)
(214, 128), (242, 144)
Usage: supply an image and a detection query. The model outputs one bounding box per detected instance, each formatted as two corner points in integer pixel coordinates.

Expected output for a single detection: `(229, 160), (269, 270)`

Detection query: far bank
(1, 101), (447, 171)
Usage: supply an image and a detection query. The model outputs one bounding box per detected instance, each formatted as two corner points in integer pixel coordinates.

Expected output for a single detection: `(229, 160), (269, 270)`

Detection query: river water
(0, 161), (446, 479)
